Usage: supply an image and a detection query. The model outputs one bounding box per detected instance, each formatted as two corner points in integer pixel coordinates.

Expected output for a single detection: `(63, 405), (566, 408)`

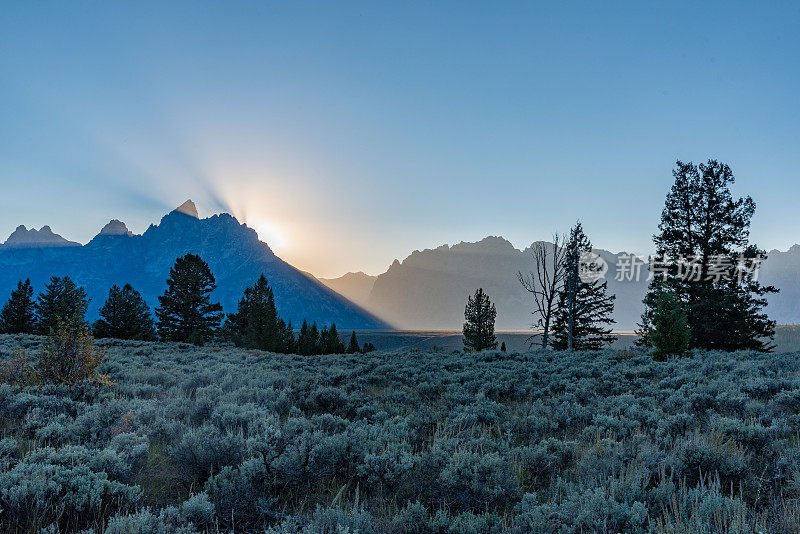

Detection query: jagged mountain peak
(98, 219), (133, 236)
(148, 208), (267, 252)
(173, 199), (199, 218)
(451, 235), (518, 253)
(3, 224), (80, 248)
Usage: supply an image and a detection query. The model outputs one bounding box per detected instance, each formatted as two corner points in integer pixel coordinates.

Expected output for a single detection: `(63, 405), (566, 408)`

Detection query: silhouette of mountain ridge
(0, 201), (386, 329)
(2, 225), (80, 248)
(325, 237), (799, 331)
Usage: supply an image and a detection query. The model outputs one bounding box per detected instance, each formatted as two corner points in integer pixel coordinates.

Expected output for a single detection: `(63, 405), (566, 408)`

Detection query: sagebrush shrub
(1, 335), (800, 531)
(0, 320), (112, 387)
(37, 319), (111, 386)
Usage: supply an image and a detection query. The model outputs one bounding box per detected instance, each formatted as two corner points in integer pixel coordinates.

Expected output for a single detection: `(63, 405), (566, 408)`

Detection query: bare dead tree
(517, 234), (567, 349)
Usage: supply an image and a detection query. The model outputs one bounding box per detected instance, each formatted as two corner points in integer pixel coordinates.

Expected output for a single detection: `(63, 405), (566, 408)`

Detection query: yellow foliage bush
(0, 318), (112, 386)
(0, 350), (35, 386)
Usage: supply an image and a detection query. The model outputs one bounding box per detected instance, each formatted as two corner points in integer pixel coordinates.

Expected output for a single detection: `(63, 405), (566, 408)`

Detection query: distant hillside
(319, 272), (377, 309)
(756, 245), (800, 325)
(361, 237), (647, 330)
(0, 201), (386, 329)
(324, 236), (798, 331)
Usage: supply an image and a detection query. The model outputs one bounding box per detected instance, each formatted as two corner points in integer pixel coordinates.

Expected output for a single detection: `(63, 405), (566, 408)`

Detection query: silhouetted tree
(320, 323), (346, 354)
(463, 288), (497, 351)
(551, 223), (616, 350)
(309, 322), (320, 354)
(501, 341), (507, 352)
(347, 331), (361, 354)
(224, 275), (294, 352)
(296, 320), (309, 354)
(361, 342), (376, 353)
(649, 288), (691, 361)
(93, 284), (156, 340)
(155, 254), (223, 344)
(297, 320), (322, 355)
(0, 279), (37, 334)
(282, 321), (296, 354)
(36, 276), (89, 334)
(518, 234), (567, 349)
(638, 160), (777, 352)
(319, 326), (329, 352)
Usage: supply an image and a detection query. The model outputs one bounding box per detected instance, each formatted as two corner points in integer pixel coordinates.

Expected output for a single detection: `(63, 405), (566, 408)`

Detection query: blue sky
(1, 2), (798, 277)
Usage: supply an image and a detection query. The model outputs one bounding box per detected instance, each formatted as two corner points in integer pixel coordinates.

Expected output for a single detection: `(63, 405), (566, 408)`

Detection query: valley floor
(1, 335), (800, 532)
(355, 325), (800, 353)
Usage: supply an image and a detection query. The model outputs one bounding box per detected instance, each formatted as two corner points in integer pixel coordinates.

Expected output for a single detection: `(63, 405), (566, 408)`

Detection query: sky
(1, 2), (799, 278)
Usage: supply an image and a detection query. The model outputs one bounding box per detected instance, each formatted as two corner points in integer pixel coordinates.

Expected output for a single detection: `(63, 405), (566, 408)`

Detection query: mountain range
(4, 206), (798, 333)
(321, 237), (800, 331)
(0, 201), (385, 329)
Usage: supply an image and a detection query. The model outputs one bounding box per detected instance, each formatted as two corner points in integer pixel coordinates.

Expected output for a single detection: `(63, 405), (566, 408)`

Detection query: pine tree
(155, 254), (223, 343)
(462, 288), (497, 351)
(649, 288), (691, 360)
(281, 320), (296, 354)
(320, 323), (346, 354)
(551, 223), (616, 350)
(347, 331), (361, 354)
(220, 295), (248, 345)
(638, 160), (777, 352)
(224, 275), (294, 352)
(242, 275), (280, 350)
(361, 342), (376, 353)
(297, 320), (310, 355)
(309, 322), (321, 354)
(93, 284), (156, 340)
(35, 276), (90, 334)
(319, 325), (329, 352)
(297, 320), (322, 355)
(0, 279), (37, 334)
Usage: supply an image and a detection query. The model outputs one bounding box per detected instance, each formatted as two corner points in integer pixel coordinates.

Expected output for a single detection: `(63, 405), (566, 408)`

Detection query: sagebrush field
(2, 335), (800, 533)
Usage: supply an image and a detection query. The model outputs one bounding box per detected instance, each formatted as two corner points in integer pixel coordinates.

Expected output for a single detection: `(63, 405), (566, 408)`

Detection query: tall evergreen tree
(0, 279), (37, 334)
(347, 331), (361, 354)
(155, 254), (223, 343)
(320, 326), (330, 353)
(282, 320), (296, 354)
(35, 276), (90, 334)
(296, 320), (310, 354)
(462, 288), (497, 351)
(551, 223), (616, 350)
(223, 275), (294, 352)
(320, 323), (346, 354)
(638, 160), (777, 352)
(93, 284), (156, 340)
(649, 288), (691, 361)
(297, 320), (322, 356)
(309, 322), (321, 354)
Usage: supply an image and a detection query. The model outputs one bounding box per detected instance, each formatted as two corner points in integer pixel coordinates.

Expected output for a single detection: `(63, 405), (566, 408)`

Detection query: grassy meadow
(2, 335), (800, 532)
